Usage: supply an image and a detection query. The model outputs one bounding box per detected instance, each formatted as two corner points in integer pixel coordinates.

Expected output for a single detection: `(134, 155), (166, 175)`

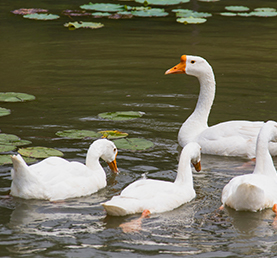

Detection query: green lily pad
(0, 154), (37, 165)
(251, 11), (277, 17)
(80, 3), (126, 12)
(254, 8), (276, 12)
(99, 130), (128, 139)
(0, 133), (32, 148)
(113, 138), (154, 151)
(64, 22), (104, 30)
(135, 0), (189, 5)
(177, 17), (207, 24)
(237, 12), (253, 17)
(0, 92), (35, 102)
(176, 11), (212, 18)
(91, 12), (111, 17)
(23, 13), (60, 20)
(0, 145), (16, 153)
(225, 6), (250, 12)
(132, 8), (168, 17)
(98, 111), (144, 121)
(198, 0), (219, 2)
(56, 129), (101, 139)
(12, 8), (48, 15)
(18, 147), (64, 159)
(0, 107), (11, 117)
(220, 12), (237, 16)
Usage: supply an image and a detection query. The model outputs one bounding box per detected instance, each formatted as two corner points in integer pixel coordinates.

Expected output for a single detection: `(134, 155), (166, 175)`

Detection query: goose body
(102, 142), (201, 216)
(10, 139), (118, 201)
(165, 55), (277, 158)
(221, 120), (277, 211)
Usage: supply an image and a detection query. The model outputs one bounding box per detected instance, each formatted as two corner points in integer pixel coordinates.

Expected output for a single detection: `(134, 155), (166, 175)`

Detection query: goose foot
(272, 204), (277, 229)
(119, 209), (150, 233)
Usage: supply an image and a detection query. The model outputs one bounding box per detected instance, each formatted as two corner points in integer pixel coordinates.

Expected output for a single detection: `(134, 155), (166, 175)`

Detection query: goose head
(182, 142), (202, 172)
(89, 139), (119, 173)
(165, 55), (212, 78)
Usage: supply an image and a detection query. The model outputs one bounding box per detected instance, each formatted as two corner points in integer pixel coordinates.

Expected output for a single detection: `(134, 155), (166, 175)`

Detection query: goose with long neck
(10, 138), (118, 201)
(165, 55), (277, 159)
(221, 120), (277, 212)
(102, 142), (201, 216)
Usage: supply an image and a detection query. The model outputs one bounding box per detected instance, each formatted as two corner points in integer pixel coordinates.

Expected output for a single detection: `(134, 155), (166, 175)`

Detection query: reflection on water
(0, 0), (277, 256)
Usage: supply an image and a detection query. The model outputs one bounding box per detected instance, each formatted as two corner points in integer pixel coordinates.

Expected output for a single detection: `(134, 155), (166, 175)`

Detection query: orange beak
(193, 161), (201, 172)
(108, 152), (118, 173)
(165, 55), (187, 75)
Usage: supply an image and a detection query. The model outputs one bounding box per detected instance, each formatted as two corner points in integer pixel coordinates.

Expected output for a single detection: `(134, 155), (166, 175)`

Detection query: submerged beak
(165, 55), (187, 75)
(193, 161), (201, 172)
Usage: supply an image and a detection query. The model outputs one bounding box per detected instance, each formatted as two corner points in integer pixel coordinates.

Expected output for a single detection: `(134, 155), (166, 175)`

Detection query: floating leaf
(135, 0), (189, 5)
(132, 8), (168, 17)
(198, 0), (219, 2)
(225, 6), (250, 12)
(177, 17), (207, 24)
(113, 138), (154, 151)
(64, 21), (104, 30)
(0, 155), (36, 165)
(237, 12), (253, 17)
(109, 12), (133, 19)
(254, 8), (276, 12)
(251, 11), (277, 17)
(0, 145), (16, 153)
(220, 12), (237, 16)
(92, 12), (111, 17)
(56, 129), (101, 139)
(0, 133), (32, 147)
(0, 107), (11, 117)
(11, 8), (48, 15)
(98, 111), (144, 121)
(18, 147), (63, 159)
(0, 92), (35, 102)
(176, 11), (212, 18)
(23, 13), (60, 20)
(80, 3), (126, 12)
(99, 130), (128, 139)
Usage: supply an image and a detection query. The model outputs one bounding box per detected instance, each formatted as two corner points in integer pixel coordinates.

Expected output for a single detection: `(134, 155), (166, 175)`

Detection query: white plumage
(221, 120), (277, 211)
(165, 55), (277, 158)
(10, 139), (118, 201)
(102, 142), (201, 216)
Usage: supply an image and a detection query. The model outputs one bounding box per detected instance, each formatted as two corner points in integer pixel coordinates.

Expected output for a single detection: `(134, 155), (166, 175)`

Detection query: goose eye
(114, 148), (117, 152)
(191, 60), (196, 64)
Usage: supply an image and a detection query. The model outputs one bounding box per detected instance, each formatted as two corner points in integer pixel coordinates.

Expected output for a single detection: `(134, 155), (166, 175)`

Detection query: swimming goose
(221, 120), (277, 211)
(10, 138), (118, 201)
(102, 142), (201, 216)
(165, 55), (277, 158)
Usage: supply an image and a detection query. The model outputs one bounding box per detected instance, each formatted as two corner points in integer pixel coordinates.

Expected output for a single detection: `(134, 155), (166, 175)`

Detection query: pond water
(1, 0), (277, 257)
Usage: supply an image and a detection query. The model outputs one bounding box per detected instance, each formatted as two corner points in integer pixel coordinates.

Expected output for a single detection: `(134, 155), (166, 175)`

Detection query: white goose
(102, 142), (201, 216)
(221, 120), (277, 212)
(165, 55), (277, 158)
(10, 139), (118, 201)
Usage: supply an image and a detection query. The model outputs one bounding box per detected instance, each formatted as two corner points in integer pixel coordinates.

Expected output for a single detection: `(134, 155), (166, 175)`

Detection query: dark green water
(0, 0), (277, 257)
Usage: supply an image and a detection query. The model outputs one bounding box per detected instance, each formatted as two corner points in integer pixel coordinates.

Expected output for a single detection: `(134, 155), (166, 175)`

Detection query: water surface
(0, 0), (277, 257)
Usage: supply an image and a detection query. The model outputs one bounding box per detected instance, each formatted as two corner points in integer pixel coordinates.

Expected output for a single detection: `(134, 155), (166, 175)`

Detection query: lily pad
(80, 3), (126, 12)
(251, 11), (277, 17)
(18, 147), (64, 159)
(0, 145), (16, 153)
(56, 129), (101, 139)
(0, 92), (35, 102)
(176, 11), (212, 18)
(91, 12), (111, 17)
(237, 12), (253, 17)
(225, 6), (250, 12)
(177, 17), (207, 24)
(113, 138), (154, 151)
(254, 8), (276, 12)
(198, 0), (219, 2)
(23, 13), (60, 20)
(0, 133), (32, 146)
(98, 111), (144, 121)
(62, 10), (93, 16)
(0, 155), (37, 165)
(99, 130), (128, 139)
(135, 0), (190, 5)
(220, 12), (237, 17)
(12, 8), (48, 15)
(132, 8), (168, 17)
(64, 22), (104, 30)
(0, 107), (11, 117)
